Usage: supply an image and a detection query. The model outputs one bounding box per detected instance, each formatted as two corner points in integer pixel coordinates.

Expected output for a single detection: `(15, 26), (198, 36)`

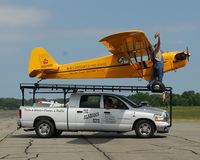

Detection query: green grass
(0, 106), (18, 110)
(172, 106), (200, 120)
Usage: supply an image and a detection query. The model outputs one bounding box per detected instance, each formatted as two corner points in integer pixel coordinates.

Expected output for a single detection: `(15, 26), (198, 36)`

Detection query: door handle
(104, 111), (110, 114)
(77, 111), (83, 113)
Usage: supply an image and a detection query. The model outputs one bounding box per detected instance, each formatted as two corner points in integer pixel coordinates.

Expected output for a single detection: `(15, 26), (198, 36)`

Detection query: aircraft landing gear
(148, 81), (165, 93)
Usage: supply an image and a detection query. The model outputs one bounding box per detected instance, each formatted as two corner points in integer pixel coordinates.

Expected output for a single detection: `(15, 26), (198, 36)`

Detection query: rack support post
(169, 88), (173, 127)
(21, 88), (24, 106)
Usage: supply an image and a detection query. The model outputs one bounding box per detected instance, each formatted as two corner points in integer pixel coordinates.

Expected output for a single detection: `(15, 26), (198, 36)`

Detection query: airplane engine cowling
(175, 52), (187, 61)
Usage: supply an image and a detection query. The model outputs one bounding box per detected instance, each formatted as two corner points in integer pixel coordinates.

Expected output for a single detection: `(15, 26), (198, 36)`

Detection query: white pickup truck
(17, 93), (170, 138)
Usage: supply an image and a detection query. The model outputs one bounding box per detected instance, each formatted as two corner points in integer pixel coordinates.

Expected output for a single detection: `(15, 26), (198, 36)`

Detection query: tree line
(128, 91), (200, 107)
(0, 91), (200, 109)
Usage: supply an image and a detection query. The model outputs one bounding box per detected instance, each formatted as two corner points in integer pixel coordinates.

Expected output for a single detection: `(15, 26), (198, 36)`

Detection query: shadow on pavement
(10, 131), (167, 144)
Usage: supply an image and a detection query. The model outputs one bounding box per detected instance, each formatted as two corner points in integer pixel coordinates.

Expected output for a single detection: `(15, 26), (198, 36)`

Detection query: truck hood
(134, 106), (165, 115)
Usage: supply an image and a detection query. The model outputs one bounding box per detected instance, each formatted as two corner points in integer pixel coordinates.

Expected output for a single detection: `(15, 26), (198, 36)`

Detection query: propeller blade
(185, 47), (191, 61)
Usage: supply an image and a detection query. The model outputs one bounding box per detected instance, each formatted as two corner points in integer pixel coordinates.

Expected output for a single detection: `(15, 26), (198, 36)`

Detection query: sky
(0, 0), (199, 98)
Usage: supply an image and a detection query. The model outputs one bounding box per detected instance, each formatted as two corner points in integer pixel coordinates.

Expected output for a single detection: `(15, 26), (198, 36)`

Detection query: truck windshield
(118, 95), (138, 108)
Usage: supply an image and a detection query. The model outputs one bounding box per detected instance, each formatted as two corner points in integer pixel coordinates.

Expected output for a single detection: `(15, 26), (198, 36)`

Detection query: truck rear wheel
(135, 120), (155, 138)
(35, 120), (55, 138)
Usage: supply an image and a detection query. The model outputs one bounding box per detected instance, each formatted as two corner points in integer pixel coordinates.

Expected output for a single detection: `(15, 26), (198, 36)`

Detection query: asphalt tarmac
(0, 110), (200, 160)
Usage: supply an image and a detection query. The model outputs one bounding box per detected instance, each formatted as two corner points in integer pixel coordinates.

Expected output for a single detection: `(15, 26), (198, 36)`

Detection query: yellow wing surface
(99, 30), (153, 56)
(100, 30), (154, 80)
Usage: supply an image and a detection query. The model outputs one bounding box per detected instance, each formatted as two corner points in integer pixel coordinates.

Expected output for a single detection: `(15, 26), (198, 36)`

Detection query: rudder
(28, 48), (59, 78)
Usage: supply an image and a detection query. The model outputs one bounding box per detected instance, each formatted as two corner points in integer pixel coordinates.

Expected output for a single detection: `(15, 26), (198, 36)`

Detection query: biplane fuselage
(28, 30), (189, 81)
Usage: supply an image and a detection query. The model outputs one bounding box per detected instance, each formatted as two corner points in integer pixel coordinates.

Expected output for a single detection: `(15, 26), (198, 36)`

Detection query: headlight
(154, 115), (165, 121)
(154, 112), (169, 122)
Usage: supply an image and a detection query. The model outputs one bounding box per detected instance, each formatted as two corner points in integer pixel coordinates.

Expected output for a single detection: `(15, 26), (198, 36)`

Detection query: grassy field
(0, 106), (18, 110)
(0, 106), (200, 120)
(172, 106), (200, 120)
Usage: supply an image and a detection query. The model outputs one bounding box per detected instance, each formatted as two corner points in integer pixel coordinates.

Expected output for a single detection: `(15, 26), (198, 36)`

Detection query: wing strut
(123, 40), (143, 78)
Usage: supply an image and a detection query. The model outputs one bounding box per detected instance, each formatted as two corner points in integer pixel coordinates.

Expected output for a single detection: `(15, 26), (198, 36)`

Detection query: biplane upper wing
(99, 30), (153, 57)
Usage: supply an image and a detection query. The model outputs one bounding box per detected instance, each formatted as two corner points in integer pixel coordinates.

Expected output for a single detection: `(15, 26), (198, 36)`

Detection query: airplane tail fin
(28, 47), (59, 78)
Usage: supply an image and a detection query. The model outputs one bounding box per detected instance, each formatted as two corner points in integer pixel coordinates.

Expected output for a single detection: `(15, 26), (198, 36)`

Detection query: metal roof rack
(20, 83), (172, 92)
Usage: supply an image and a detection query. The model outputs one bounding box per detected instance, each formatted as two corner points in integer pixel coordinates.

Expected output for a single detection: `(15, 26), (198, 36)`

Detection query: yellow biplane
(28, 30), (190, 91)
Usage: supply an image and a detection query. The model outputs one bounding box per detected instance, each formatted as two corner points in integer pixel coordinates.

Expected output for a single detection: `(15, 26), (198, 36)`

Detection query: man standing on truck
(148, 32), (164, 89)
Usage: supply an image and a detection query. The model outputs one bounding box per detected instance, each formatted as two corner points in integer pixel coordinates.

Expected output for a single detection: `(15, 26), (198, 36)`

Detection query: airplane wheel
(151, 81), (165, 92)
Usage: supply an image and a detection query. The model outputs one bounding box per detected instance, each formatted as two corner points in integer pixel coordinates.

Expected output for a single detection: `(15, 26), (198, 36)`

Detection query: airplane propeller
(175, 47), (191, 62)
(185, 47), (191, 61)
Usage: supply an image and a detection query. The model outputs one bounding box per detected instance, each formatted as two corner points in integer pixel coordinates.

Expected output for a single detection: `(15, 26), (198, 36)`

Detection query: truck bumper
(17, 120), (21, 129)
(155, 122), (171, 133)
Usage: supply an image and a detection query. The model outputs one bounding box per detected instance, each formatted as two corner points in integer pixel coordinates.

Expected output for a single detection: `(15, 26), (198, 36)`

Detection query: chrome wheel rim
(139, 123), (151, 136)
(38, 123), (50, 136)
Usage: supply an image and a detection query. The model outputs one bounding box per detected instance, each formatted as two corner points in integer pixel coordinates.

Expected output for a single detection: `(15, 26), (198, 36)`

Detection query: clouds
(0, 5), (50, 27)
(0, 4), (120, 46)
(0, 4), (51, 55)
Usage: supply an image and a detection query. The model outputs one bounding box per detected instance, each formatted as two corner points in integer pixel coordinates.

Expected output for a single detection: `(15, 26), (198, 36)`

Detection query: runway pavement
(0, 110), (200, 160)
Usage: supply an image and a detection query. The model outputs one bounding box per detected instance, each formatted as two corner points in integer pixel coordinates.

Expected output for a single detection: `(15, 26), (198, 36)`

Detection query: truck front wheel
(135, 120), (155, 138)
(35, 120), (55, 138)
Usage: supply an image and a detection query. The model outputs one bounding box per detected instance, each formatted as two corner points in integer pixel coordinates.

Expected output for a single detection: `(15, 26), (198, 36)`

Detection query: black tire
(151, 81), (165, 93)
(35, 119), (55, 138)
(135, 120), (155, 138)
(54, 130), (63, 137)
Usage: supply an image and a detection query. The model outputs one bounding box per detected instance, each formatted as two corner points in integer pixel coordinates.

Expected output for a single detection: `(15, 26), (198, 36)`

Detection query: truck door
(74, 95), (102, 131)
(102, 95), (133, 132)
